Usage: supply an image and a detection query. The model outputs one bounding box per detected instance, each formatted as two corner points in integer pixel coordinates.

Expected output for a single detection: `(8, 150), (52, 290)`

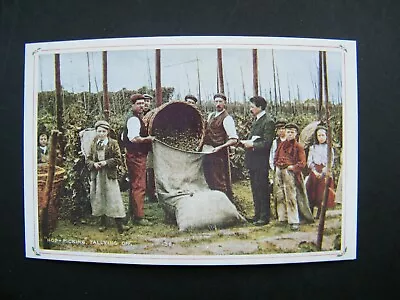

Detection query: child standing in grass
(274, 123), (314, 231)
(86, 120), (129, 234)
(306, 125), (336, 218)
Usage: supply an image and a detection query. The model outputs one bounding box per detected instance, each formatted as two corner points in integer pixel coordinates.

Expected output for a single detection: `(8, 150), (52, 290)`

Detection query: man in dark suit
(242, 96), (275, 226)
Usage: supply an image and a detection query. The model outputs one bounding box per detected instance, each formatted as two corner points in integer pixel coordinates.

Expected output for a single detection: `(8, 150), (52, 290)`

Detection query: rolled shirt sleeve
(127, 116), (141, 141)
(222, 115), (239, 140)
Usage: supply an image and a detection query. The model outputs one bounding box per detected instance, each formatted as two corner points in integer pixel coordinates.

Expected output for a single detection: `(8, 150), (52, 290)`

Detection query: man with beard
(122, 94), (154, 226)
(241, 96), (275, 226)
(202, 93), (238, 200)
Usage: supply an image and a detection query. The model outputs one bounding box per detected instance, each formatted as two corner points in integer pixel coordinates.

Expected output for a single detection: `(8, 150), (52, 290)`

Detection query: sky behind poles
(38, 48), (342, 103)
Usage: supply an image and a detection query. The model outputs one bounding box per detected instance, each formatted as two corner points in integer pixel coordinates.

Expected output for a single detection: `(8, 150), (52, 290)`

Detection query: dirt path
(48, 208), (342, 255)
(120, 210), (341, 255)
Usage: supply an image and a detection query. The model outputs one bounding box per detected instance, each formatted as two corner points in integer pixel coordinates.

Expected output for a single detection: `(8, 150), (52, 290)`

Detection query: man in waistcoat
(202, 93), (238, 200)
(122, 94), (154, 226)
(241, 96), (275, 226)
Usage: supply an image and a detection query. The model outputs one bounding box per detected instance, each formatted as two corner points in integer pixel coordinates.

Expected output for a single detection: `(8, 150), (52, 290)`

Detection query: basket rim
(37, 164), (66, 179)
(147, 101), (205, 148)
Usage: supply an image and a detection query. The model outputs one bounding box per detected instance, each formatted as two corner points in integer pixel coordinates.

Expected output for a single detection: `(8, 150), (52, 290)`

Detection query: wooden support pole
(102, 51), (110, 121)
(253, 49), (259, 96)
(196, 57), (201, 105)
(155, 49), (162, 107)
(316, 51), (333, 250)
(318, 51), (324, 121)
(54, 54), (64, 159)
(272, 50), (278, 115)
(87, 52), (91, 93)
(216, 66), (220, 94)
(40, 130), (60, 249)
(217, 48), (225, 94)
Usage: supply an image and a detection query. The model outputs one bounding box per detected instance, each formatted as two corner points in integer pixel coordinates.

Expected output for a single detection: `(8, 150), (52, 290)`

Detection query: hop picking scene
(31, 41), (348, 261)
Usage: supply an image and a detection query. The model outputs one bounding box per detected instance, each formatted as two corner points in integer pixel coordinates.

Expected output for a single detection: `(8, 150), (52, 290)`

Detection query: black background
(1, 0), (399, 298)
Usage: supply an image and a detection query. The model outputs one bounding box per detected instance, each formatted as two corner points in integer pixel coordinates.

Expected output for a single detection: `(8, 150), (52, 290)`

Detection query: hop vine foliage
(38, 89), (343, 223)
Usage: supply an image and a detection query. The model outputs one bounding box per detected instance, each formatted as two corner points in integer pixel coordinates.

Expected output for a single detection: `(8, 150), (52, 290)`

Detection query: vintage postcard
(24, 36), (358, 265)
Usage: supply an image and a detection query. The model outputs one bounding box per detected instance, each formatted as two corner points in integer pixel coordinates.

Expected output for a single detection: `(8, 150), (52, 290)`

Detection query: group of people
(38, 92), (337, 234)
(183, 93), (337, 231)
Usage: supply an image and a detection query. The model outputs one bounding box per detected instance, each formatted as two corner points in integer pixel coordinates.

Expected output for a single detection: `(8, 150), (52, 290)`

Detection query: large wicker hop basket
(37, 163), (66, 233)
(145, 101), (205, 151)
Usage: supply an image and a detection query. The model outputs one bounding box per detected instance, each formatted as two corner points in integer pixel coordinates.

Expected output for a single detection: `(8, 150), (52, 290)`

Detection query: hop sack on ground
(149, 102), (244, 231)
(153, 140), (244, 231)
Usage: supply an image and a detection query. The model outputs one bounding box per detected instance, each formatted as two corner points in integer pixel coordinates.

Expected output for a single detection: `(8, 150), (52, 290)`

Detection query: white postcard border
(24, 36), (358, 266)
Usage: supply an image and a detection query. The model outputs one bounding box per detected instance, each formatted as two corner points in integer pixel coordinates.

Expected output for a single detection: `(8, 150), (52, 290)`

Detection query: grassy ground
(45, 180), (342, 255)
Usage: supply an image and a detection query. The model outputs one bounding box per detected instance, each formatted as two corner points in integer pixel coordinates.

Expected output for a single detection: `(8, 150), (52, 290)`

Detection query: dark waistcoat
(204, 110), (229, 147)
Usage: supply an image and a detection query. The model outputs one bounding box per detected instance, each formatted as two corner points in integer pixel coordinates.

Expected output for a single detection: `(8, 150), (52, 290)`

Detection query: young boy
(37, 133), (49, 163)
(269, 118), (287, 170)
(273, 123), (313, 230)
(269, 119), (287, 219)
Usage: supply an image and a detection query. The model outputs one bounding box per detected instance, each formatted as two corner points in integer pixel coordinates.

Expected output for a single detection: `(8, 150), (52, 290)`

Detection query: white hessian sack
(175, 190), (244, 232)
(79, 128), (97, 159)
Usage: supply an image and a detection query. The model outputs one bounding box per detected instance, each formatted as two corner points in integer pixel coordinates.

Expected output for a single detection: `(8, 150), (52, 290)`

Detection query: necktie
(97, 140), (104, 150)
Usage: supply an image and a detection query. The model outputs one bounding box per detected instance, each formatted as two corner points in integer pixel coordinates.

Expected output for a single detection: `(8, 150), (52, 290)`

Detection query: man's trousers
(126, 152), (147, 219)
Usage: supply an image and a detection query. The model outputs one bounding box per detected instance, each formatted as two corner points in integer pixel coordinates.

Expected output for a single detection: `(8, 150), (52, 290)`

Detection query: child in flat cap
(306, 125), (336, 218)
(86, 120), (129, 234)
(269, 119), (287, 170)
(273, 122), (313, 230)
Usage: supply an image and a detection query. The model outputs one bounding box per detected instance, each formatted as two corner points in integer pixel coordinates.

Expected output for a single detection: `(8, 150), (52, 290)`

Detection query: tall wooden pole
(196, 57), (201, 105)
(252, 49), (259, 96)
(216, 66), (220, 94)
(241, 66), (247, 115)
(86, 52), (91, 93)
(55, 54), (63, 133)
(240, 66), (246, 100)
(40, 130), (60, 248)
(318, 51), (324, 121)
(147, 53), (153, 89)
(217, 48), (225, 94)
(155, 49), (162, 107)
(102, 51), (110, 122)
(316, 51), (333, 250)
(54, 54), (64, 159)
(272, 50), (278, 115)
(276, 65), (282, 111)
